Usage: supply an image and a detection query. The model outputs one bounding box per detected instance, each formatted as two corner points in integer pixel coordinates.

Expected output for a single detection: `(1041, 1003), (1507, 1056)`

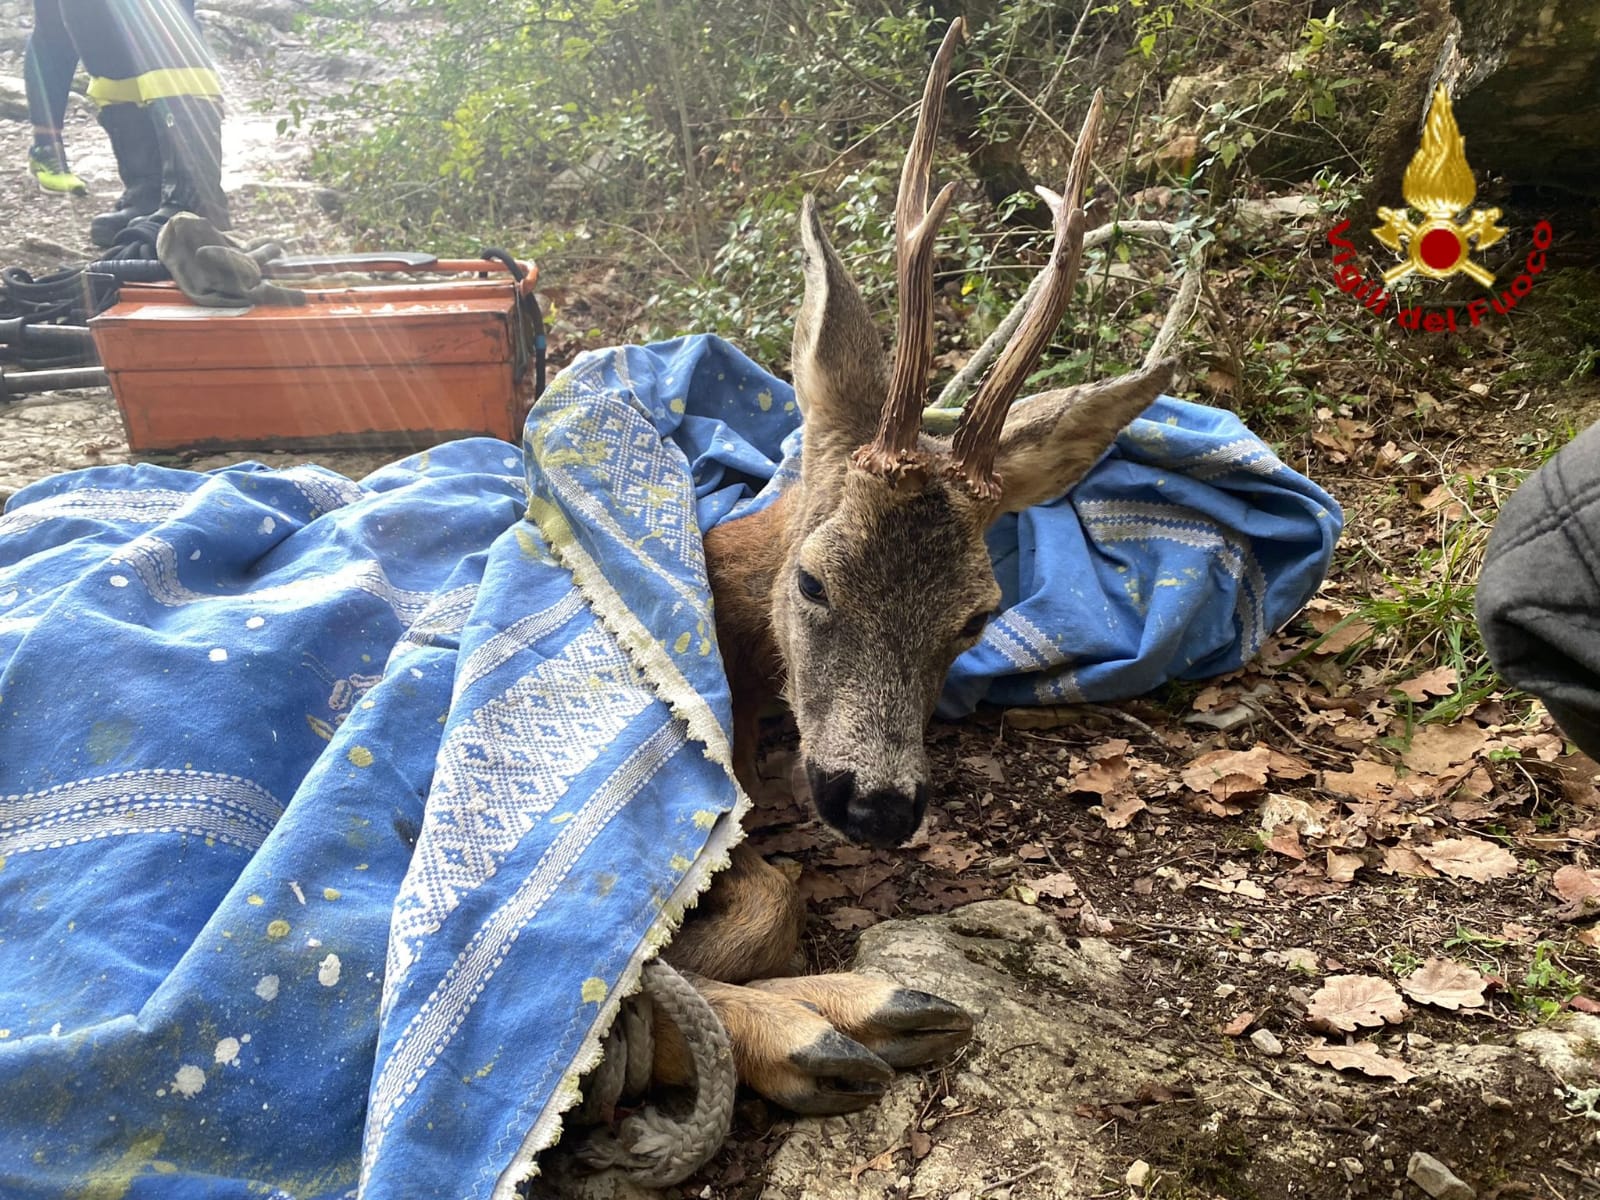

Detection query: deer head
(769, 19), (1177, 848)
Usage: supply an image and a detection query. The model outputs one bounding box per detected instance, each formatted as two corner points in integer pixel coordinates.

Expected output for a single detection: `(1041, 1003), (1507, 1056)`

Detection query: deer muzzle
(806, 764), (927, 848)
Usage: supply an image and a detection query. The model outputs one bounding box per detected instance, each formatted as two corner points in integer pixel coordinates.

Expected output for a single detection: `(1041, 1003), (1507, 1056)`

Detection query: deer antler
(948, 89), (1105, 501)
(851, 17), (967, 484)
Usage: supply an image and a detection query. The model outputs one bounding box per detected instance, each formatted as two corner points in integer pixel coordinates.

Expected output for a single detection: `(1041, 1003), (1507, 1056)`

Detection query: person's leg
(24, 0), (87, 193)
(1477, 419), (1600, 762)
(62, 0), (228, 248)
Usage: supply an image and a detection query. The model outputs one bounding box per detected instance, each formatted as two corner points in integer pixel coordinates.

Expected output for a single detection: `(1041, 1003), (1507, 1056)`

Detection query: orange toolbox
(89, 255), (544, 454)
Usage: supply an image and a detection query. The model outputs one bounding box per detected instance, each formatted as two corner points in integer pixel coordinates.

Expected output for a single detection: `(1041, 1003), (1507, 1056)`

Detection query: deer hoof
(850, 988), (974, 1069)
(775, 1028), (894, 1114)
(748, 975), (975, 1070)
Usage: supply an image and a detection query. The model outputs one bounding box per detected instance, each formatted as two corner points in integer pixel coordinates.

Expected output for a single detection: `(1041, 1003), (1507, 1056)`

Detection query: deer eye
(959, 610), (993, 639)
(797, 569), (828, 605)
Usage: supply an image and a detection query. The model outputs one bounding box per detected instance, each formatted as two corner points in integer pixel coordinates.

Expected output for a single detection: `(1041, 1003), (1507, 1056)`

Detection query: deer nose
(806, 764), (927, 848)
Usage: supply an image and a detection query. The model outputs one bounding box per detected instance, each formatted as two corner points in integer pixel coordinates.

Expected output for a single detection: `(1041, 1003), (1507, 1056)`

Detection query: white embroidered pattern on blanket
(365, 717), (687, 1180)
(110, 534), (438, 624)
(0, 768), (285, 856)
(0, 488), (196, 537)
(384, 619), (652, 988)
(1078, 499), (1267, 651)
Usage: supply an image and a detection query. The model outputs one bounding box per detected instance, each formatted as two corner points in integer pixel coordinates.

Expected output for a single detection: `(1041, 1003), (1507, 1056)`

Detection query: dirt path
(0, 0), (395, 498)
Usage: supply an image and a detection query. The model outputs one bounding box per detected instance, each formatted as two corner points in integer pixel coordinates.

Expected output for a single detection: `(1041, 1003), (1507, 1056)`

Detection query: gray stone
(1406, 1151), (1475, 1200)
(757, 902), (1313, 1200)
(1, 77), (28, 123)
(1514, 1012), (1600, 1082)
(1441, 0), (1600, 195)
(1250, 1028), (1285, 1057)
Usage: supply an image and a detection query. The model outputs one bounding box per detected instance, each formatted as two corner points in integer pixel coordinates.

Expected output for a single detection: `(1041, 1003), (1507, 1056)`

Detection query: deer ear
(990, 359), (1177, 515)
(791, 195), (888, 456)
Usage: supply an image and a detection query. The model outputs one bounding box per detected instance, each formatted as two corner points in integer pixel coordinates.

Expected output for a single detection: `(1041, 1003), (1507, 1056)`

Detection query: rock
(1407, 1151), (1475, 1200)
(757, 902), (1317, 1200)
(1250, 1029), (1284, 1057)
(1, 76), (28, 123)
(1184, 703), (1256, 732)
(1440, 0), (1600, 195)
(1125, 1159), (1152, 1188)
(203, 0), (303, 31)
(1514, 1012), (1600, 1082)
(1257, 794), (1328, 838)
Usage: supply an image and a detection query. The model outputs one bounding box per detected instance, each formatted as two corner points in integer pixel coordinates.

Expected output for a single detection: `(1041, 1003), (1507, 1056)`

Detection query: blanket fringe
(491, 498), (753, 1198)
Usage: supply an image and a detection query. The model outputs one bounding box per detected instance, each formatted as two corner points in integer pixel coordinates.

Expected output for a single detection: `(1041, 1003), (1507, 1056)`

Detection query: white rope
(574, 960), (736, 1187)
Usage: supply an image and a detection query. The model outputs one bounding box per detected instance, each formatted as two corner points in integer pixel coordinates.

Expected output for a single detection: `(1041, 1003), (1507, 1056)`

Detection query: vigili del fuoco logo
(1325, 84), (1552, 333)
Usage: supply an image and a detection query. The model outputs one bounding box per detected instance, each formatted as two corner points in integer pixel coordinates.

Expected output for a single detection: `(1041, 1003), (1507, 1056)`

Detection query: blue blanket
(0, 335), (1339, 1198)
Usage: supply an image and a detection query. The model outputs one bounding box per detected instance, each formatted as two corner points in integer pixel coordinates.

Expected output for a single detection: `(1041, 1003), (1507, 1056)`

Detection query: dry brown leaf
(1415, 483), (1465, 520)
(1552, 864), (1600, 904)
(1266, 749), (1315, 781)
(1398, 959), (1487, 1010)
(1220, 1011), (1255, 1037)
(1551, 864), (1600, 921)
(1182, 746), (1271, 801)
(1323, 759), (1403, 803)
(959, 753), (1006, 785)
(1096, 792), (1148, 829)
(1303, 602), (1375, 654)
(1304, 1040), (1416, 1081)
(1031, 871), (1080, 899)
(1325, 850), (1363, 883)
(827, 907), (879, 932)
(1003, 705), (1078, 730)
(1395, 666), (1459, 702)
(1070, 753), (1130, 796)
(798, 871), (850, 903)
(1402, 723), (1488, 775)
(915, 838), (982, 873)
(1306, 975), (1409, 1032)
(1265, 822), (1306, 860)
(1415, 837), (1518, 882)
(1381, 844), (1439, 878)
(1078, 900), (1114, 935)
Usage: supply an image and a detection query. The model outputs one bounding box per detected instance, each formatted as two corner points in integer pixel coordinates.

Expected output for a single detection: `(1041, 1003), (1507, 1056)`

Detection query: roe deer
(647, 15), (1176, 1122)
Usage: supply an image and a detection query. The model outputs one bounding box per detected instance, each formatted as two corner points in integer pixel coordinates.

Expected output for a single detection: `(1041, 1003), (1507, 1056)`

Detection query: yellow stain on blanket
(581, 977), (608, 1004)
(265, 919), (290, 941)
(347, 746), (374, 768)
(71, 1129), (164, 1200)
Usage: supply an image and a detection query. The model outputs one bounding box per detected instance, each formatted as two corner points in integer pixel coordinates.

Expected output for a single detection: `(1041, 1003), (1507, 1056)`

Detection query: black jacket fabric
(1477, 418), (1600, 761)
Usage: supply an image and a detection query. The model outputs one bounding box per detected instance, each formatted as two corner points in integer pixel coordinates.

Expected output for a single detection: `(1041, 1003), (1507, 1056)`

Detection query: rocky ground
(1, 3), (1598, 1199)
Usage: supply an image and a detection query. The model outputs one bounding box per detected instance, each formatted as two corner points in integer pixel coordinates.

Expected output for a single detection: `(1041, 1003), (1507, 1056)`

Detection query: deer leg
(651, 976), (894, 1115)
(745, 974), (973, 1068)
(663, 842), (804, 984)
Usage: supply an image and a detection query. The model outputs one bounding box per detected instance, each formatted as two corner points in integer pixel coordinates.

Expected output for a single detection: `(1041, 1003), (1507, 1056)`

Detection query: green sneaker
(28, 145), (88, 196)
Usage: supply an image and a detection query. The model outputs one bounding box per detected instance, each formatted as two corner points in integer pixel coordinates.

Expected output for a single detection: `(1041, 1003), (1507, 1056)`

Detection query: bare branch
(934, 218), (1200, 410)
